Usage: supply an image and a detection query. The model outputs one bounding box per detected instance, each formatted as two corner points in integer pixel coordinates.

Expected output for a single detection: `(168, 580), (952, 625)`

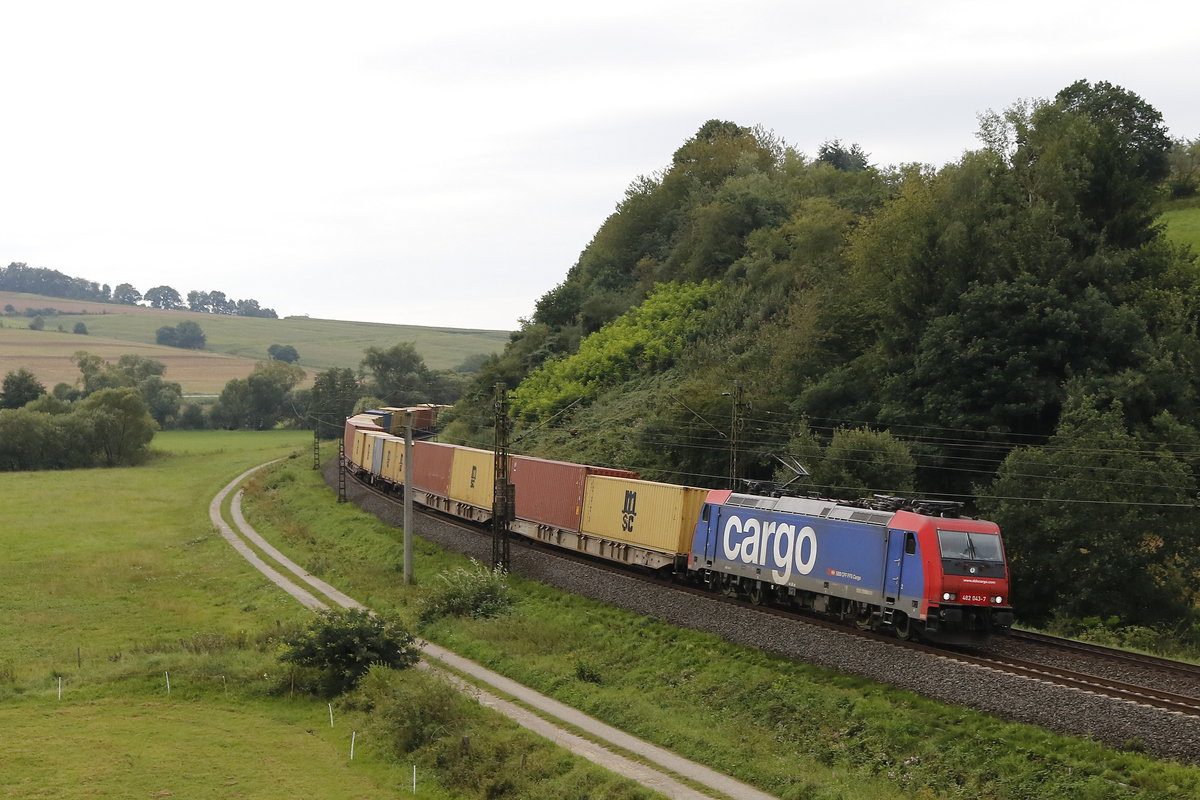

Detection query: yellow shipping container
(352, 428), (376, 469)
(448, 446), (495, 510)
(381, 436), (406, 484)
(366, 431), (390, 475)
(580, 476), (708, 556)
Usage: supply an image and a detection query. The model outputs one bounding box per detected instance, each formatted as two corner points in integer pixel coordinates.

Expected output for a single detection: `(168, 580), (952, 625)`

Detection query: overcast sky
(2, 1), (1197, 331)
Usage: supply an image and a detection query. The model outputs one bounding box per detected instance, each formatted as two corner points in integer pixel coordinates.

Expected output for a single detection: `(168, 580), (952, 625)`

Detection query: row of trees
(442, 81), (1200, 630)
(0, 365), (157, 470)
(205, 343), (468, 432)
(143, 286), (278, 318)
(0, 263), (112, 301)
(0, 263), (279, 319)
(134, 286), (278, 318)
(1, 339), (478, 447)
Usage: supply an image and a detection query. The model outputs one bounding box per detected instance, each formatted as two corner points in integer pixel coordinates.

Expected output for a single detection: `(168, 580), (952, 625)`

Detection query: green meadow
(0, 432), (421, 799)
(5, 431), (1200, 798)
(0, 433), (653, 799)
(1162, 200), (1200, 255)
(71, 311), (510, 372)
(0, 290), (510, 395)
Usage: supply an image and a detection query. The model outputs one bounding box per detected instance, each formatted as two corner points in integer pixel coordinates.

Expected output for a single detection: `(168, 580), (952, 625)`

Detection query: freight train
(344, 409), (1014, 645)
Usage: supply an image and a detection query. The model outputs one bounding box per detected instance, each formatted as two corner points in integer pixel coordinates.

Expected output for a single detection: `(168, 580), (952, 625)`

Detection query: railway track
(1010, 627), (1200, 681)
(347, 468), (1200, 721)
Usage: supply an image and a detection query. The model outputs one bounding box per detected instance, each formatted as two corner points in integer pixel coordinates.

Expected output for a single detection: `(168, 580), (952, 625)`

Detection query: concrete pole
(403, 409), (414, 585)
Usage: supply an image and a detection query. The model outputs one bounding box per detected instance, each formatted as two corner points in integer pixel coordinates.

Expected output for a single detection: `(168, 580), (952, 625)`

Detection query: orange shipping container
(580, 476), (708, 556)
(412, 441), (456, 497)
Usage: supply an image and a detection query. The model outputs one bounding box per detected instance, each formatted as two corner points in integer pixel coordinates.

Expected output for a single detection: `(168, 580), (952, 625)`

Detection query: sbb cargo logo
(827, 568), (863, 582)
(721, 515), (817, 584)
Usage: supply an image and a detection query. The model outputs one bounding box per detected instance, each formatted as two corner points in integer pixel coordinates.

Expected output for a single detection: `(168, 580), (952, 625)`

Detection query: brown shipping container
(413, 441), (457, 497)
(580, 476), (708, 556)
(509, 456), (638, 532)
(448, 446), (495, 509)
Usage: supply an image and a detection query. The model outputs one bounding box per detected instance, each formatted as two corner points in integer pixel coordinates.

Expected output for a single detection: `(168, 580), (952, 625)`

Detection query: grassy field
(0, 290), (510, 394)
(1162, 200), (1200, 255)
(0, 433), (657, 799)
(5, 433), (1200, 797)
(0, 432), (419, 798)
(0, 326), (276, 395)
(236, 458), (1200, 800)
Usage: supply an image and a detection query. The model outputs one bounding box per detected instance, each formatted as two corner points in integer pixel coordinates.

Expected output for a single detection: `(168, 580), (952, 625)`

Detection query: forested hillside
(444, 80), (1200, 633)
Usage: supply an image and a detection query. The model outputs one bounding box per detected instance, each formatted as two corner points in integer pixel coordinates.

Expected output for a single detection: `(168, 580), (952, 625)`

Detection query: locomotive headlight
(942, 592), (957, 601)
(993, 596), (1004, 604)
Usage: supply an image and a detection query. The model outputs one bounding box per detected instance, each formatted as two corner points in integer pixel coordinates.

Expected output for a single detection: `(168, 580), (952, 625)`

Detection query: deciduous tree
(1, 368), (47, 409)
(361, 343), (432, 407)
(144, 285), (183, 309)
(112, 283), (142, 305)
(75, 387), (157, 466)
(979, 393), (1196, 625)
(267, 343), (300, 363)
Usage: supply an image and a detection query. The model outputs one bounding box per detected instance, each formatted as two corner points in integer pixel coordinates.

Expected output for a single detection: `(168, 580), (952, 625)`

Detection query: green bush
(351, 665), (472, 754)
(418, 560), (514, 626)
(280, 608), (419, 695)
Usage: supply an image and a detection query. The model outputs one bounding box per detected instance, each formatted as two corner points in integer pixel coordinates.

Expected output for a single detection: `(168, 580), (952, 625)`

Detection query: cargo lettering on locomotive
(721, 515), (817, 584)
(621, 490), (638, 532)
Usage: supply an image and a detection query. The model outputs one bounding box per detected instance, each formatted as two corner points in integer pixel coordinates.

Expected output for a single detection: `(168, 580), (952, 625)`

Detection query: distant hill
(0, 290), (510, 394)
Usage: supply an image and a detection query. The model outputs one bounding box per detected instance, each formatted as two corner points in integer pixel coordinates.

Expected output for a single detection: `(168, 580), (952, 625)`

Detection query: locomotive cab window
(905, 532), (916, 555)
(937, 529), (1003, 561)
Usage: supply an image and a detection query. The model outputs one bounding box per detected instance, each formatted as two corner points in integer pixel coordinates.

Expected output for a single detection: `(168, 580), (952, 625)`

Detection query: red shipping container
(413, 441), (457, 497)
(509, 455), (637, 532)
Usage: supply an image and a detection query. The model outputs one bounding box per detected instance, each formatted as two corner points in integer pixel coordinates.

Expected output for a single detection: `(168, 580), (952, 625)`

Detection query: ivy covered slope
(444, 80), (1200, 631)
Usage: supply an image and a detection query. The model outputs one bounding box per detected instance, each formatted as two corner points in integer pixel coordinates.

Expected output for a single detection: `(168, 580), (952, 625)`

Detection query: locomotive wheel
(721, 576), (738, 598)
(893, 613), (914, 641)
(747, 580), (766, 605)
(854, 604), (874, 631)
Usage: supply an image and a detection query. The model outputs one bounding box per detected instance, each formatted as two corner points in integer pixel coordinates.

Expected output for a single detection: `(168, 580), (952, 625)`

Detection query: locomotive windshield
(937, 529), (1004, 561)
